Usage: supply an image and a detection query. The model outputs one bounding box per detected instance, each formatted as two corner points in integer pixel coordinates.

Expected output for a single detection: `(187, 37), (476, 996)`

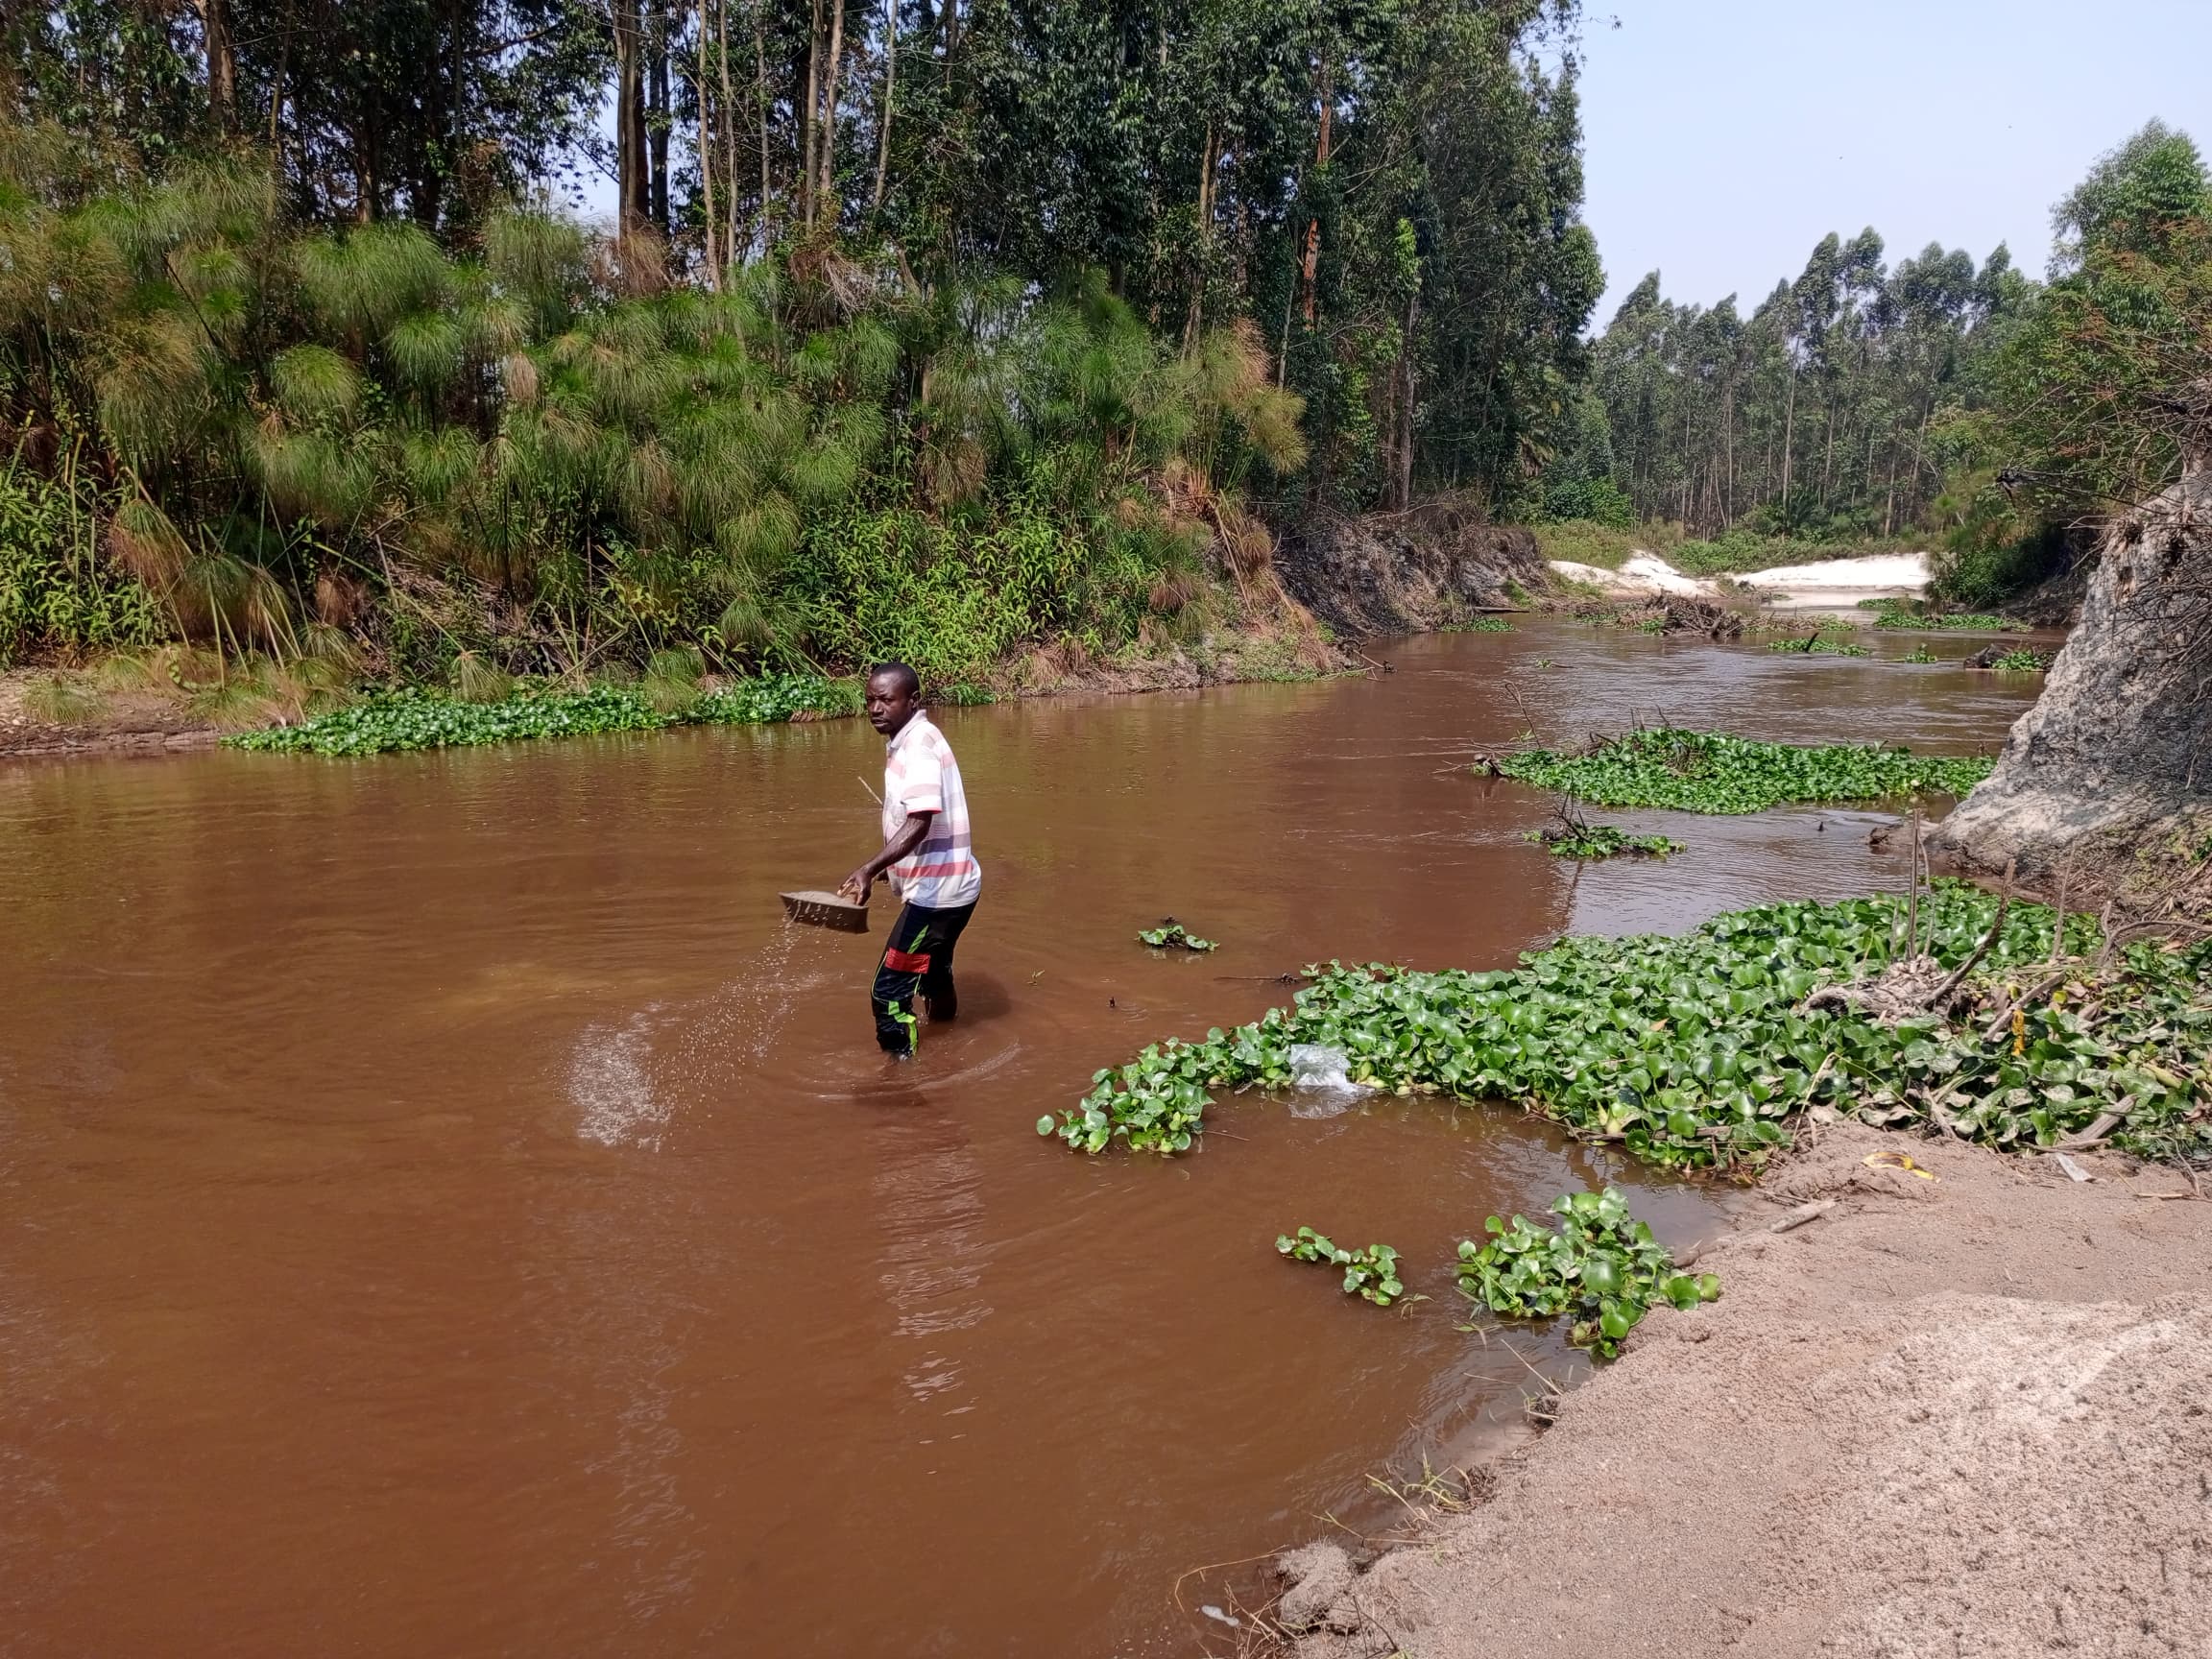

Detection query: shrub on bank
(0, 454), (167, 667)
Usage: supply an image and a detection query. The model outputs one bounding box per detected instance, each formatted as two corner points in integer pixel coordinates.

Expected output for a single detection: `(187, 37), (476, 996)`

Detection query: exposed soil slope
(1274, 502), (1545, 636)
(1278, 1123), (2212, 1659)
(0, 671), (216, 759)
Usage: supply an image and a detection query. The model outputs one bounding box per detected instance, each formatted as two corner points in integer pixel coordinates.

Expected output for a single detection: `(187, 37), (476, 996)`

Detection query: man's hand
(841, 809), (931, 907)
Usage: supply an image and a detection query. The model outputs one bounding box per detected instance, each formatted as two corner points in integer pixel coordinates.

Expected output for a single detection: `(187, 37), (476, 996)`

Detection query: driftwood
(1768, 1198), (1838, 1234)
(1929, 859), (2016, 1008)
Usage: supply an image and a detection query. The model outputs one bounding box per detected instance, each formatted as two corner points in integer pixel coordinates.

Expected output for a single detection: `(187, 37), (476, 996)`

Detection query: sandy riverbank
(1273, 1121), (2211, 1658)
(1551, 549), (1933, 613)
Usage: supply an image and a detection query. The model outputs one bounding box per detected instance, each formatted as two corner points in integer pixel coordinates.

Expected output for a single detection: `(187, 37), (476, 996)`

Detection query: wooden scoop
(781, 889), (870, 933)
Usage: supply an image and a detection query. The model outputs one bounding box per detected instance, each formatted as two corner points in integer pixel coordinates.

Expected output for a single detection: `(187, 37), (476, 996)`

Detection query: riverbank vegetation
(2, 0), (1600, 713)
(227, 671), (854, 756)
(1457, 1188), (1719, 1359)
(1493, 730), (1990, 814)
(1042, 883), (2212, 1169)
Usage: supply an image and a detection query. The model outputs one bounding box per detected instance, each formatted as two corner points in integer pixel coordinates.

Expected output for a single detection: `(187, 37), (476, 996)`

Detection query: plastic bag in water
(1286, 1044), (1368, 1118)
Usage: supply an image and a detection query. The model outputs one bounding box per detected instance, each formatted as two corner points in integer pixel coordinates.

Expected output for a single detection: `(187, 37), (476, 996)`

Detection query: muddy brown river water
(0, 623), (2039, 1656)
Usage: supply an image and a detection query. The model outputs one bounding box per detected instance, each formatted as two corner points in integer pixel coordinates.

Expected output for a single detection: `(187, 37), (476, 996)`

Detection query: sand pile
(1275, 1124), (2212, 1659)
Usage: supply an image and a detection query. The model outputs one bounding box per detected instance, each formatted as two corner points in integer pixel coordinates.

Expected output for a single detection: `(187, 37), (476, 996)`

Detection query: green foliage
(1986, 648), (2050, 673)
(1765, 632), (1870, 657)
(1456, 1188), (1718, 1358)
(1974, 122), (2212, 516)
(1863, 599), (2019, 631)
(1540, 477), (1636, 528)
(0, 131), (1329, 689)
(1447, 615), (1515, 633)
(788, 497), (1139, 686)
(1042, 884), (2212, 1170)
(1139, 920), (1218, 951)
(1527, 823), (1683, 859)
(1531, 519), (1673, 572)
(227, 674), (855, 757)
(1587, 237), (2033, 541)
(1277, 1228), (1405, 1308)
(1496, 730), (1991, 814)
(0, 446), (166, 666)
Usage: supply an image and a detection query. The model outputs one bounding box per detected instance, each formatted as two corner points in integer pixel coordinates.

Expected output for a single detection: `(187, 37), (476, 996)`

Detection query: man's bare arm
(839, 810), (935, 903)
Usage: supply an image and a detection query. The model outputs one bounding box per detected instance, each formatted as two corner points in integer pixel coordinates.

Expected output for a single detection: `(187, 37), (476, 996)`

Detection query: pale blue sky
(1577, 0), (2212, 325)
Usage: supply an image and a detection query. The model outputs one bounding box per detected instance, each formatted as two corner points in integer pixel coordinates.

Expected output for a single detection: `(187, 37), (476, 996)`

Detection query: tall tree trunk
(753, 8), (771, 247)
(1386, 293), (1419, 510)
(613, 0), (649, 233)
(1299, 60), (1333, 325)
(816, 0), (847, 220)
(1779, 356), (1797, 509)
(801, 0), (823, 228)
(194, 0), (236, 132)
(938, 0), (957, 54)
(265, 5), (289, 211)
(871, 0), (896, 210)
(1184, 124), (1214, 353)
(1722, 380), (1735, 526)
(695, 0), (719, 286)
(714, 0), (742, 266)
(648, 0), (671, 232)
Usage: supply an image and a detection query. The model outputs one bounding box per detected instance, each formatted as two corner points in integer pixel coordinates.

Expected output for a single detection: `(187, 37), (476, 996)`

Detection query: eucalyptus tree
(1579, 231), (2032, 539)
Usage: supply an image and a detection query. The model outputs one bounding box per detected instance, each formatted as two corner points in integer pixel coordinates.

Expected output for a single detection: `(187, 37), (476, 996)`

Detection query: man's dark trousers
(872, 900), (977, 1052)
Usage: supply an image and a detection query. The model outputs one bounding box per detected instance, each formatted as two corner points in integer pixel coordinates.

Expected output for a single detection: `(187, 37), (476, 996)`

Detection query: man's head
(865, 662), (923, 736)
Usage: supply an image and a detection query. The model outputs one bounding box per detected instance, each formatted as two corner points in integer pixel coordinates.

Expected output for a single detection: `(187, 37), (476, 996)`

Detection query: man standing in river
(839, 663), (982, 1058)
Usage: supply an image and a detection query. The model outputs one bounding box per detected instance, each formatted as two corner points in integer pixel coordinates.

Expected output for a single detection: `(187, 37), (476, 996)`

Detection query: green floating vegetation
(1040, 884), (2212, 1168)
(1987, 647), (2051, 673)
(1766, 635), (1869, 657)
(1138, 920), (1218, 951)
(1277, 1228), (1405, 1307)
(227, 674), (858, 757)
(1527, 823), (1683, 860)
(1496, 729), (1991, 814)
(1456, 1188), (1719, 1359)
(1861, 599), (2019, 632)
(1448, 616), (1516, 633)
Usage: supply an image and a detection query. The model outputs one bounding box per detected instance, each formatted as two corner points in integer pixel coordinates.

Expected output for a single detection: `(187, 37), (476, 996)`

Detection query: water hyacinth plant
(1138, 920), (1218, 951)
(1527, 821), (1684, 859)
(1862, 600), (2020, 632)
(1040, 884), (2212, 1167)
(1277, 1228), (1406, 1307)
(227, 674), (858, 756)
(1456, 1188), (1719, 1359)
(1496, 729), (1991, 814)
(1766, 634), (1870, 657)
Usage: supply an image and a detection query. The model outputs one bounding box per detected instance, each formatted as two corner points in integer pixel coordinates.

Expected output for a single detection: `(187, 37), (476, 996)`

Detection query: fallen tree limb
(1769, 1198), (1838, 1234)
(1928, 859), (2015, 1009)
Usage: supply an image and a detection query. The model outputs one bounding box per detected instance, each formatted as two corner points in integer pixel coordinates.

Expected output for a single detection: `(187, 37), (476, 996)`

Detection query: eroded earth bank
(1270, 1124), (2211, 1659)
